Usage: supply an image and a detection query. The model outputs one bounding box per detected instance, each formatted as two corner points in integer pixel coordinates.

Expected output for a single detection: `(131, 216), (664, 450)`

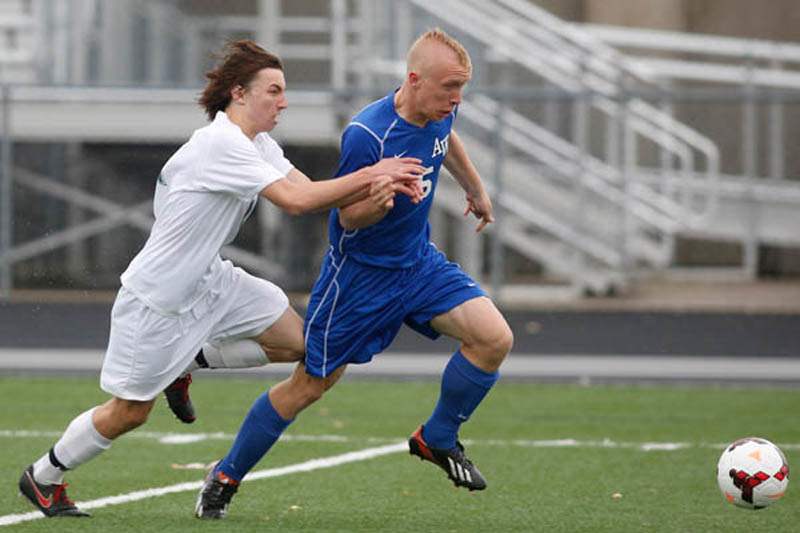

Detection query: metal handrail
(484, 0), (720, 223)
(431, 0), (718, 201)
(626, 58), (800, 89)
(462, 96), (680, 232)
(3, 167), (284, 277)
(404, 0), (717, 264)
(581, 24), (800, 64)
(362, 54), (700, 232)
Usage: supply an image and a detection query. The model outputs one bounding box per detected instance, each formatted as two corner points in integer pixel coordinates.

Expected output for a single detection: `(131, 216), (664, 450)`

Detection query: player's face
(418, 56), (471, 121)
(244, 68), (288, 133)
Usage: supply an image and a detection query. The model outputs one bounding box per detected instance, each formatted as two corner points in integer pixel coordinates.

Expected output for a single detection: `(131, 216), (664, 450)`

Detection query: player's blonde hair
(406, 28), (472, 74)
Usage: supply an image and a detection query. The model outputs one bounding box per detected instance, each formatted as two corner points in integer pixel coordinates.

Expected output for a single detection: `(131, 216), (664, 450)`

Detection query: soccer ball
(717, 437), (789, 509)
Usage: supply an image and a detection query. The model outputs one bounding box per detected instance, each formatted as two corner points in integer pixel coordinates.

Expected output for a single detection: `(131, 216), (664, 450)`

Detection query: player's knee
(287, 344), (305, 362)
(297, 378), (327, 407)
(300, 372), (341, 405)
(496, 322), (514, 356)
(117, 400), (153, 430)
(472, 321), (513, 369)
(300, 387), (324, 407)
(264, 344), (304, 363)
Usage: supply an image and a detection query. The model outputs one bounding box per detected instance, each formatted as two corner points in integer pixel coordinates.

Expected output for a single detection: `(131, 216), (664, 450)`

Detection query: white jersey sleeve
(255, 133), (294, 177)
(197, 133), (287, 198)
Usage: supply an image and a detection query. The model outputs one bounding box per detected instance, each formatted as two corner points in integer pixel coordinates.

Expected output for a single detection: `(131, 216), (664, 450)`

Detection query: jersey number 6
(421, 166), (434, 200)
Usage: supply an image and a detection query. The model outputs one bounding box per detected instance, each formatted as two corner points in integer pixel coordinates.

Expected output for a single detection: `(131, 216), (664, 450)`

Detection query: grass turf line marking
(0, 442), (406, 527)
(2, 429), (800, 451)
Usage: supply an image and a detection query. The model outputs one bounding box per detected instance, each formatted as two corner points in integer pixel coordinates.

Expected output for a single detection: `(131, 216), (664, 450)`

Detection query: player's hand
(392, 178), (424, 204)
(368, 176), (422, 207)
(369, 157), (424, 184)
(464, 190), (494, 232)
(368, 175), (396, 211)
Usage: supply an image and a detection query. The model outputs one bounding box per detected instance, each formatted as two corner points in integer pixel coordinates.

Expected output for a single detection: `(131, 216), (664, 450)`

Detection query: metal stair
(365, 0), (721, 292)
(4, 0), (800, 297)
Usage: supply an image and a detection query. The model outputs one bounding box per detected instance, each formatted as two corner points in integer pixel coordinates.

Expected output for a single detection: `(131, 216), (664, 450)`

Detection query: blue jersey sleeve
(335, 123), (382, 178)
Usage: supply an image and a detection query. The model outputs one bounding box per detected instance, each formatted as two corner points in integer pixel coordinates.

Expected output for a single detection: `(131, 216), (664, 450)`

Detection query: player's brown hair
(199, 40), (283, 121)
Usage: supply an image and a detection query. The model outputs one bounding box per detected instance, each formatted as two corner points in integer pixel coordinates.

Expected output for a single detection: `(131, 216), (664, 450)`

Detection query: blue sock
(216, 390), (292, 482)
(423, 350), (499, 450)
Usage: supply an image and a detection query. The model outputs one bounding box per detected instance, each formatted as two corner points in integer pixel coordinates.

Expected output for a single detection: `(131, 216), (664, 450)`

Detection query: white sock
(201, 339), (269, 369)
(33, 407), (112, 485)
(182, 359), (201, 374)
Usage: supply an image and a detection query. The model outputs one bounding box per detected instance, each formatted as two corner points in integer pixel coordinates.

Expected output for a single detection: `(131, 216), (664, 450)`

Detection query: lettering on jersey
(432, 134), (449, 158)
(420, 166), (434, 200)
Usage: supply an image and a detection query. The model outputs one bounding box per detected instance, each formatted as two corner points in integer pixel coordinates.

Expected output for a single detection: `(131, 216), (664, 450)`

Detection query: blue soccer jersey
(328, 89), (456, 268)
(304, 90), (485, 379)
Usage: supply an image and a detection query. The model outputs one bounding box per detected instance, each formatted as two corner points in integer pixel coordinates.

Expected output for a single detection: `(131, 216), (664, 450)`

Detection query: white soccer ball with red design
(717, 437), (789, 509)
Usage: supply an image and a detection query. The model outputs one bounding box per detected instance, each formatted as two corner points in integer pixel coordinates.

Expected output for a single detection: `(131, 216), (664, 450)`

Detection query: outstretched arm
(443, 130), (494, 232)
(338, 176), (405, 230)
(260, 158), (423, 215)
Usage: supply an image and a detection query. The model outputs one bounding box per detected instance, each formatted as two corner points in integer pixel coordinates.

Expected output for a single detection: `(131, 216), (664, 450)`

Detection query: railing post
(330, 0), (347, 93)
(330, 0), (349, 128)
(356, 0), (376, 100)
(490, 62), (510, 298)
(257, 0), (280, 52)
(768, 57), (784, 181)
(392, 1), (413, 62)
(659, 80), (675, 196)
(0, 84), (13, 298)
(605, 83), (620, 169)
(571, 55), (589, 288)
(618, 74), (633, 274)
(742, 55), (759, 278)
(658, 80), (677, 263)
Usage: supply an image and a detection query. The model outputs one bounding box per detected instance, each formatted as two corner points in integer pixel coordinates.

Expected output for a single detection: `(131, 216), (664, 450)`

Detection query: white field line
(0, 442), (407, 527)
(2, 428), (800, 451)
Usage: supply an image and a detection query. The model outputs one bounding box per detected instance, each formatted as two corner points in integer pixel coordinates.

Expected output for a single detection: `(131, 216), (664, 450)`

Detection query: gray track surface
(1, 302), (799, 357)
(1, 301), (798, 385)
(1, 349), (799, 386)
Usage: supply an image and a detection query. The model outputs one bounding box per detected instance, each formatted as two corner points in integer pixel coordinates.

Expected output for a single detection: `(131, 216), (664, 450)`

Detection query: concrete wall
(584, 0), (688, 31)
(686, 0), (800, 41)
(552, 0), (800, 41)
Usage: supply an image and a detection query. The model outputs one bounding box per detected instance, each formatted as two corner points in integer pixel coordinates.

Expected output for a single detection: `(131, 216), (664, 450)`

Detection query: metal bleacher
(1, 0), (799, 299)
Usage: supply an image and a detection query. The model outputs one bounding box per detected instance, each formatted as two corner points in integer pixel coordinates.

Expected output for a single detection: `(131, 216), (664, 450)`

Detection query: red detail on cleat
(215, 470), (239, 487)
(410, 426), (435, 461)
(26, 471), (52, 509)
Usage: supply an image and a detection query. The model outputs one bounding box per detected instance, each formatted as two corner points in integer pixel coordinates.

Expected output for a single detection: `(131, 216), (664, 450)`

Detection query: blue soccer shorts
(303, 244), (486, 378)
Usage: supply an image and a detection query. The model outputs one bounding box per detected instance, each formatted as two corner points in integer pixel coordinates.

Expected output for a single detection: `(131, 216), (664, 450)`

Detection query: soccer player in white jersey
(17, 40), (424, 518)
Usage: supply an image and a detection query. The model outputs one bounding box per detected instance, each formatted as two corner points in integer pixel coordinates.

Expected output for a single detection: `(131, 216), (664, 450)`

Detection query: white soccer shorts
(100, 266), (289, 400)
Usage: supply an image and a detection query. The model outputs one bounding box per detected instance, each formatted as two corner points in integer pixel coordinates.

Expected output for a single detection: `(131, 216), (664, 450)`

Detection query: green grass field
(0, 375), (798, 532)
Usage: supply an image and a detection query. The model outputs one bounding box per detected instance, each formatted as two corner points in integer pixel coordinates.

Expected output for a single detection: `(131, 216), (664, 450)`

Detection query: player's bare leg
(20, 397), (155, 517)
(408, 296), (512, 490)
(93, 397), (157, 439)
(251, 306), (307, 363)
(430, 296), (512, 373)
(196, 362), (345, 518)
(166, 307), (306, 423)
(268, 362), (347, 419)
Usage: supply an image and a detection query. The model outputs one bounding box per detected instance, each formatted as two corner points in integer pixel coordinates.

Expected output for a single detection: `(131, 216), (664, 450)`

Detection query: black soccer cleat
(18, 465), (90, 518)
(408, 425), (487, 491)
(195, 462), (239, 519)
(164, 373), (196, 424)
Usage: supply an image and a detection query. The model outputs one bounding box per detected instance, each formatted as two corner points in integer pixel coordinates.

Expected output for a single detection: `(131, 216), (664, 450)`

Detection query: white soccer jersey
(120, 111), (293, 314)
